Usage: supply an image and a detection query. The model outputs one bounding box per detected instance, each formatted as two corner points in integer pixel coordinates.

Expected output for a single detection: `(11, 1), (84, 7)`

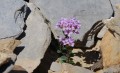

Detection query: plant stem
(66, 48), (71, 63)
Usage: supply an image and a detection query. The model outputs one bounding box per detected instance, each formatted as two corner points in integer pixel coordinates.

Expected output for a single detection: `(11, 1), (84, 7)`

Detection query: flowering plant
(56, 18), (81, 64)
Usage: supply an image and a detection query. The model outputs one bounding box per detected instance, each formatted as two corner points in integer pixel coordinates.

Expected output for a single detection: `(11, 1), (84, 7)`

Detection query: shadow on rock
(9, 70), (27, 73)
(33, 33), (59, 73)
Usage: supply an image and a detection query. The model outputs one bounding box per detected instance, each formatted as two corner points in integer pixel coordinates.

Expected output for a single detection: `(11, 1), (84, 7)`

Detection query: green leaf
(60, 56), (67, 61)
(69, 60), (75, 65)
(70, 52), (74, 57)
(59, 59), (64, 63)
(57, 50), (62, 53)
(62, 47), (67, 50)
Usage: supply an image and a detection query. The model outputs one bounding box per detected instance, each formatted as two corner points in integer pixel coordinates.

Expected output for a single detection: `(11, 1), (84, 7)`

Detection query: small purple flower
(58, 37), (75, 47)
(56, 18), (81, 37)
(56, 17), (81, 47)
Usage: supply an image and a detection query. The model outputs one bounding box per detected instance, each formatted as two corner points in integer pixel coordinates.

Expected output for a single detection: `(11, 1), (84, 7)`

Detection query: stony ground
(0, 0), (120, 73)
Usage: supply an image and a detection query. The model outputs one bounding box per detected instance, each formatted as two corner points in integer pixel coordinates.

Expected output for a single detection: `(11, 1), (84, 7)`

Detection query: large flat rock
(30, 0), (113, 47)
(0, 0), (25, 39)
(15, 3), (51, 73)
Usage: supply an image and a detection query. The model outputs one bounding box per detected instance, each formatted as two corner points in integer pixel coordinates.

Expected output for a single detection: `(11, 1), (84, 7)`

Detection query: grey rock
(97, 26), (108, 38)
(72, 66), (94, 73)
(30, 0), (113, 47)
(50, 62), (62, 72)
(15, 3), (51, 73)
(103, 65), (120, 73)
(0, 0), (26, 39)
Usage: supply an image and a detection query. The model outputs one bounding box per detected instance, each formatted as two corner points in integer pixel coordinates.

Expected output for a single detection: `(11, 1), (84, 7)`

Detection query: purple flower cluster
(58, 37), (74, 47)
(56, 18), (81, 47)
(56, 18), (81, 37)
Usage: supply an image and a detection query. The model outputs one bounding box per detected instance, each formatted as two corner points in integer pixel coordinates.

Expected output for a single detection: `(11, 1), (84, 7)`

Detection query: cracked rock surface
(15, 3), (51, 73)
